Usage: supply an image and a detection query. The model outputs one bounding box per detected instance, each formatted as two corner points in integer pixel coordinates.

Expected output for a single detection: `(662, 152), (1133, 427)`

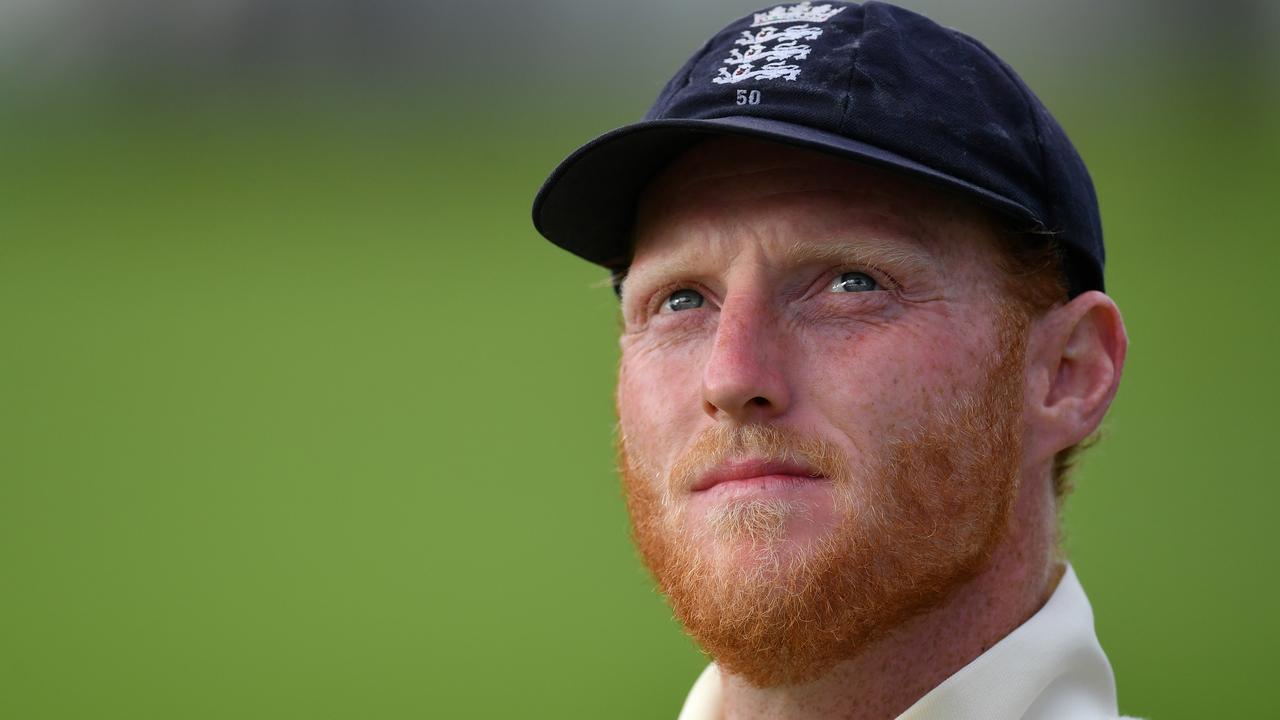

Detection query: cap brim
(532, 114), (1045, 270)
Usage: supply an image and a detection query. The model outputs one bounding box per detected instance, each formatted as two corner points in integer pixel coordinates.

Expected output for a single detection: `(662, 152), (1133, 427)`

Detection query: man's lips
(691, 458), (826, 493)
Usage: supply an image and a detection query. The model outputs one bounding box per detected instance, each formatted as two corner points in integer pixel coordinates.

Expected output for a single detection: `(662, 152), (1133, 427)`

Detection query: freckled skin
(616, 138), (1068, 719)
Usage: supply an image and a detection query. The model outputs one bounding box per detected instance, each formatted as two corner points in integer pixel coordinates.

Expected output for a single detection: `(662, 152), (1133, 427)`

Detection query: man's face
(615, 138), (1031, 686)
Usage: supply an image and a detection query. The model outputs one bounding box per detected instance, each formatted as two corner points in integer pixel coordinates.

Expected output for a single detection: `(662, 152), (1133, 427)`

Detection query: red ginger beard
(617, 311), (1028, 688)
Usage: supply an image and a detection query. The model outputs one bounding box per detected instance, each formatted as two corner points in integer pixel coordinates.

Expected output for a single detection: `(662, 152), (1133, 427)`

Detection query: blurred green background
(1, 1), (1277, 718)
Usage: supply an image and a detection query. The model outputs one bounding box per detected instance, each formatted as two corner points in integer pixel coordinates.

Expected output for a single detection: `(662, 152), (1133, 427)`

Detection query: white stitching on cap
(751, 2), (845, 26)
(712, 4), (844, 86)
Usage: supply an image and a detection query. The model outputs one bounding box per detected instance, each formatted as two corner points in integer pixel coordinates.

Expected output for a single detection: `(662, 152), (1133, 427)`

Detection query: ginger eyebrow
(781, 239), (937, 279)
(617, 257), (700, 306)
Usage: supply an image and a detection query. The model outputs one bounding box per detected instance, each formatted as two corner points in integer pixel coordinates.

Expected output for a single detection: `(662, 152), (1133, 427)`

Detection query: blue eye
(665, 289), (705, 312)
(830, 271), (878, 293)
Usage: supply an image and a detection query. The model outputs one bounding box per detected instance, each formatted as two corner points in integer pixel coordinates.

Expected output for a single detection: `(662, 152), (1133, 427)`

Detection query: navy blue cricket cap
(531, 1), (1104, 296)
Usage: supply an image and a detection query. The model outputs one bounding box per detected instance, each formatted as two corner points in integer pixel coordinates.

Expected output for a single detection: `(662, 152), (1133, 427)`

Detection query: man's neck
(717, 487), (1062, 720)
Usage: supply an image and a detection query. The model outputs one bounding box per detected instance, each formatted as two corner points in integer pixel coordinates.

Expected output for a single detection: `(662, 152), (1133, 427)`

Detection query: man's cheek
(618, 367), (676, 467)
(621, 349), (700, 414)
(799, 359), (911, 429)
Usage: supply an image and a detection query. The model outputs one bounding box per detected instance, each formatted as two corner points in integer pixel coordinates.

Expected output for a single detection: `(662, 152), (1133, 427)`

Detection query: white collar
(677, 564), (1130, 720)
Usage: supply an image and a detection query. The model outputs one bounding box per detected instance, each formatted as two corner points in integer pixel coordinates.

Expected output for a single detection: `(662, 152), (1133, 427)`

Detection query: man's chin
(625, 449), (1018, 688)
(684, 497), (843, 570)
(654, 510), (882, 687)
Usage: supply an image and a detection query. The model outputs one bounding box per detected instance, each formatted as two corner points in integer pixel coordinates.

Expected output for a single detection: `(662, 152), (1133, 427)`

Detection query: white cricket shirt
(676, 564), (1140, 719)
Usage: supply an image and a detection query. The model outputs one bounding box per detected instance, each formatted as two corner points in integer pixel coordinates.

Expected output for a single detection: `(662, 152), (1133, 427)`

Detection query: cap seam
(837, 7), (865, 128)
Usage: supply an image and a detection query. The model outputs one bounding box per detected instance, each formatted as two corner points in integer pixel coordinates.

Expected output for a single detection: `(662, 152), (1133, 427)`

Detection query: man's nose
(701, 293), (792, 422)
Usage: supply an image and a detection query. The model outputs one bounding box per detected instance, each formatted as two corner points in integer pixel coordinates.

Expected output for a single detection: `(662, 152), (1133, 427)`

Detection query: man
(532, 2), (1134, 718)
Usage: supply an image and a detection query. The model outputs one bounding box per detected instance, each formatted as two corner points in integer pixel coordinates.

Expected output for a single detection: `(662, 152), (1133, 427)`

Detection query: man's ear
(1024, 291), (1128, 464)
